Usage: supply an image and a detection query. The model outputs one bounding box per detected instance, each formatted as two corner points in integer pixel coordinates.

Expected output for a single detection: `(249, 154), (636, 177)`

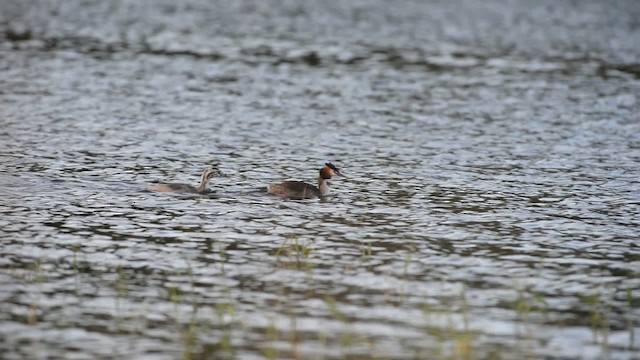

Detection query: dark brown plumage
(267, 181), (321, 199)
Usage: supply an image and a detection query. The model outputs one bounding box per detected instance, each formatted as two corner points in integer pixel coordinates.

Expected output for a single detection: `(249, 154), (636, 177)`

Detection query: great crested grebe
(148, 167), (222, 194)
(267, 163), (344, 199)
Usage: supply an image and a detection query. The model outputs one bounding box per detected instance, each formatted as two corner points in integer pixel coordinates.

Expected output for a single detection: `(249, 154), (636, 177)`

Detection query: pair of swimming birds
(148, 163), (345, 200)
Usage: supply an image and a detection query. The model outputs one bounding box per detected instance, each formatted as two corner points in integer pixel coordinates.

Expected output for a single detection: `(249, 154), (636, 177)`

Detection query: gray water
(1, 0), (639, 359)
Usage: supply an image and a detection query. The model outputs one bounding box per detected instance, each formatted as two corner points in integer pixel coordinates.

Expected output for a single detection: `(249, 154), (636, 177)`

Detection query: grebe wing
(148, 183), (199, 193)
(267, 181), (320, 199)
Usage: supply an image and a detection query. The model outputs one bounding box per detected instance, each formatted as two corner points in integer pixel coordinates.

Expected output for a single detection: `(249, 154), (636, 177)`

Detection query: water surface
(1, 0), (639, 359)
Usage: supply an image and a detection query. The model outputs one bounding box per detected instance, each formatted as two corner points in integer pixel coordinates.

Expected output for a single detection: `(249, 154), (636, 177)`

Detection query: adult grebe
(267, 163), (344, 199)
(148, 167), (222, 194)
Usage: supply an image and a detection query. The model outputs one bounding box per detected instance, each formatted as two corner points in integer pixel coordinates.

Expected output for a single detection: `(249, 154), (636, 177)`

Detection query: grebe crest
(267, 162), (345, 200)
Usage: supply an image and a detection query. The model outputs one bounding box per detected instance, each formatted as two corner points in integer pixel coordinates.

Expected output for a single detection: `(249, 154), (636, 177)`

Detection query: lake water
(1, 0), (639, 359)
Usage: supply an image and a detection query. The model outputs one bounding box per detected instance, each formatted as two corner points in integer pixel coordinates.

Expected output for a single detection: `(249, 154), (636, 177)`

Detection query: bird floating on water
(267, 162), (345, 199)
(148, 167), (223, 194)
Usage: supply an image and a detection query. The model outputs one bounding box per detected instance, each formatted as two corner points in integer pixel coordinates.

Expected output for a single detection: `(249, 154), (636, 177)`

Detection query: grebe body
(148, 167), (221, 194)
(267, 163), (344, 199)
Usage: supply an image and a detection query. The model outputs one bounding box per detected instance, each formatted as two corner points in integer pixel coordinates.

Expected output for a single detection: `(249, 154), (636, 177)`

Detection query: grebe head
(200, 167), (225, 185)
(203, 167), (223, 180)
(320, 162), (344, 179)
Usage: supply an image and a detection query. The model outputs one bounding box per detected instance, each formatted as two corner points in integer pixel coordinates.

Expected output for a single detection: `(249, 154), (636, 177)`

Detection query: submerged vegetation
(8, 253), (637, 360)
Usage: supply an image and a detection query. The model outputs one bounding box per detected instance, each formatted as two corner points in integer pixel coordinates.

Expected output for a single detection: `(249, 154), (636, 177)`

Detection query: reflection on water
(1, 0), (639, 359)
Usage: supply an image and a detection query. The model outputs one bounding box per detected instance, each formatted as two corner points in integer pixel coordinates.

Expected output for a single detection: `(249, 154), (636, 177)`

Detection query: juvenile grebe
(267, 163), (344, 199)
(148, 167), (222, 194)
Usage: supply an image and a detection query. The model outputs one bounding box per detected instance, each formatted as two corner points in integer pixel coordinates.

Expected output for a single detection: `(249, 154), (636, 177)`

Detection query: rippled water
(1, 0), (639, 359)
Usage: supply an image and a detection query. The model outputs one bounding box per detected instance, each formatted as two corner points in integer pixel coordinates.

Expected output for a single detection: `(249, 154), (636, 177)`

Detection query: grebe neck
(317, 175), (330, 196)
(197, 171), (210, 192)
